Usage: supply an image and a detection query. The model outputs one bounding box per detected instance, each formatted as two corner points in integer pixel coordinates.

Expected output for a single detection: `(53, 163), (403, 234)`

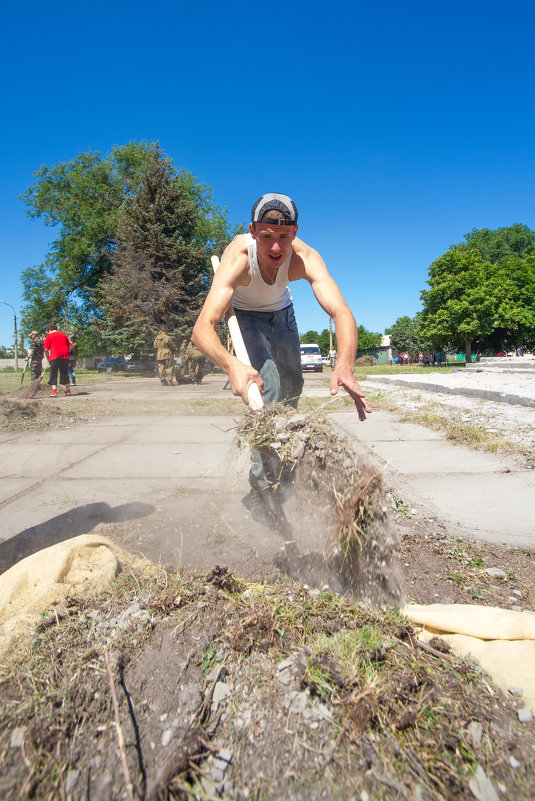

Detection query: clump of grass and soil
(237, 404), (402, 608)
(1, 564), (534, 800)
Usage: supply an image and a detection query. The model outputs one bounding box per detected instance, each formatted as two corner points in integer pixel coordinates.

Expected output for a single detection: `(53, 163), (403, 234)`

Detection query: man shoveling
(192, 193), (370, 546)
(193, 192), (369, 418)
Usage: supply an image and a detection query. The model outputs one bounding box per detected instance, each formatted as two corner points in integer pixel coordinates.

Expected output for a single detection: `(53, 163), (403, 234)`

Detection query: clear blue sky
(1, 0), (533, 348)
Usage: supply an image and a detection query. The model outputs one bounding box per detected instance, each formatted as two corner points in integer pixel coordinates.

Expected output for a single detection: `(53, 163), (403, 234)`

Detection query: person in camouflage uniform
(185, 339), (205, 384)
(179, 340), (189, 376)
(153, 328), (176, 385)
(27, 331), (44, 381)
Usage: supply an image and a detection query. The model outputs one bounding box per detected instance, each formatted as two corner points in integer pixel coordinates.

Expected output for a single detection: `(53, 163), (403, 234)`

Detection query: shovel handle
(211, 255), (264, 411)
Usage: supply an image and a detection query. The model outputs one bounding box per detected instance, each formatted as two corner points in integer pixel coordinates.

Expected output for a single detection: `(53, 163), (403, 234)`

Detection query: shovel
(211, 255), (263, 411)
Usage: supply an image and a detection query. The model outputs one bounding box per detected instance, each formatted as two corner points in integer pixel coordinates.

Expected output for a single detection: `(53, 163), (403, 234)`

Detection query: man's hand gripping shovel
(211, 256), (263, 411)
(211, 256), (298, 559)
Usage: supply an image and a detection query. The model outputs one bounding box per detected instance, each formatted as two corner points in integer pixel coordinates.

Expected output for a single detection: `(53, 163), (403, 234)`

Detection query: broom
(20, 358), (29, 386)
(19, 365), (48, 399)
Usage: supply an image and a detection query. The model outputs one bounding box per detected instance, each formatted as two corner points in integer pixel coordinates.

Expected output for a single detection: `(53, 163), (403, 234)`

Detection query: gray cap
(251, 193), (298, 226)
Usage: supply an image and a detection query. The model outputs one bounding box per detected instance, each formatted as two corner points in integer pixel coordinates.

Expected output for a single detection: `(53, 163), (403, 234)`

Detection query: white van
(300, 343), (323, 372)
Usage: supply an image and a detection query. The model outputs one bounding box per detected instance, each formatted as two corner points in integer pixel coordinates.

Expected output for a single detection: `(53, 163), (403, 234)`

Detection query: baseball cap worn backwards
(251, 193), (298, 226)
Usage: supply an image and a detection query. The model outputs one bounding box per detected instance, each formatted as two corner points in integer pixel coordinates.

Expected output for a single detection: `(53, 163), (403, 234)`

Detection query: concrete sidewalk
(365, 368), (535, 407)
(331, 410), (535, 547)
(0, 413), (279, 576)
(1, 374), (534, 579)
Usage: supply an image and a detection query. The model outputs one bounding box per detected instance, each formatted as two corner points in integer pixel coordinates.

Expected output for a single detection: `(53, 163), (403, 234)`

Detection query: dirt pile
(0, 396), (80, 433)
(237, 406), (402, 607)
(1, 566), (534, 800)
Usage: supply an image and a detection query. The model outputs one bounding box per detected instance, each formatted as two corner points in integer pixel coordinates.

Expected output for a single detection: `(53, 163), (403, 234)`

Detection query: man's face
(249, 222), (298, 268)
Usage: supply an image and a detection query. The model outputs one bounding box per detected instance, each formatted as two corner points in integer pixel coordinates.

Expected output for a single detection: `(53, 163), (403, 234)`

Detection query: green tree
(20, 142), (238, 350)
(357, 325), (382, 351)
(420, 249), (496, 361)
(300, 330), (320, 344)
(385, 314), (428, 354)
(486, 253), (535, 351)
(93, 148), (233, 354)
(455, 223), (535, 264)
(20, 142), (153, 338)
(420, 231), (535, 358)
(301, 326), (380, 353)
(317, 328), (336, 354)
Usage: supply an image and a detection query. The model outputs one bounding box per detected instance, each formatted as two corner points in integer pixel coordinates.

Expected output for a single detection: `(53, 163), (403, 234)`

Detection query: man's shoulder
(289, 238), (325, 280)
(218, 235), (251, 284)
(292, 237), (319, 258)
(224, 233), (249, 257)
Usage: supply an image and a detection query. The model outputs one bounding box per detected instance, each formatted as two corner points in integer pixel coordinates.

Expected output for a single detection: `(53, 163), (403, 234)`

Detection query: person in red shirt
(43, 323), (72, 397)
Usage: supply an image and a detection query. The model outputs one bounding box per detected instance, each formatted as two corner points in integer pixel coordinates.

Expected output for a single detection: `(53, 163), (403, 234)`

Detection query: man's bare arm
(191, 239), (264, 405)
(293, 243), (371, 420)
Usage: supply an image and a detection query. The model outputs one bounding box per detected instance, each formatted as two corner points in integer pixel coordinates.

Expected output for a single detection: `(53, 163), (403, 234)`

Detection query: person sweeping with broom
(27, 331), (45, 382)
(192, 193), (370, 527)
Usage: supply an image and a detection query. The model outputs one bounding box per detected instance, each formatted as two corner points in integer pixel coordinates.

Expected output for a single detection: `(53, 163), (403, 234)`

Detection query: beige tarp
(0, 534), (144, 659)
(404, 603), (535, 713)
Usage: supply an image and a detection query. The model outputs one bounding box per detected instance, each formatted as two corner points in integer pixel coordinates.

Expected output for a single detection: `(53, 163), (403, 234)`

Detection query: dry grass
(2, 566), (534, 799)
(237, 404), (402, 607)
(366, 390), (518, 456)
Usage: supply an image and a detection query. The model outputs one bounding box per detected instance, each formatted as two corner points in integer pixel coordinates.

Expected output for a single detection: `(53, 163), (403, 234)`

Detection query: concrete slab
(0, 413), (265, 576)
(1, 443), (104, 478)
(368, 440), (508, 475)
(62, 442), (237, 480)
(330, 410), (535, 548)
(366, 372), (535, 407)
(1, 375), (533, 579)
(0, 478), (37, 503)
(333, 411), (443, 443)
(413, 473), (535, 546)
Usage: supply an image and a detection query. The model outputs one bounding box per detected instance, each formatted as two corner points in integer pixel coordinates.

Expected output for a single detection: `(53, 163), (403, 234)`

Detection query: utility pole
(0, 300), (18, 371)
(329, 316), (333, 351)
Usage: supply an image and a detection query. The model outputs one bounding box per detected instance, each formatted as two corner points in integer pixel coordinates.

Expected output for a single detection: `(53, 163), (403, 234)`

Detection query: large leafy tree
(486, 254), (535, 351)
(419, 249), (494, 362)
(299, 328), (336, 353)
(455, 223), (535, 265)
(300, 325), (380, 353)
(94, 148), (230, 353)
(317, 328), (335, 354)
(420, 233), (535, 358)
(20, 142), (153, 338)
(357, 325), (382, 351)
(300, 329), (320, 344)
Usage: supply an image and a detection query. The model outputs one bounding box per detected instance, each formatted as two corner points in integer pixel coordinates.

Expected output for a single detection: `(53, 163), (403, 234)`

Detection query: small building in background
(357, 335), (392, 365)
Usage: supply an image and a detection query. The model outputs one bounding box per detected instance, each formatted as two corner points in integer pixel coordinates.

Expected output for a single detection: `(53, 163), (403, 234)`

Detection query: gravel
(362, 371), (535, 453)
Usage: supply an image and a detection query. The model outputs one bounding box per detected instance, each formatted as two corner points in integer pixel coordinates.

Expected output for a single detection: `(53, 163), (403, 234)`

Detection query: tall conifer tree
(95, 148), (226, 353)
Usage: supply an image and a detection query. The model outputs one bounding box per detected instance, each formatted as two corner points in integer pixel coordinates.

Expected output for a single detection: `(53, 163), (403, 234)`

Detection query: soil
(2, 566), (535, 801)
(1, 374), (535, 800)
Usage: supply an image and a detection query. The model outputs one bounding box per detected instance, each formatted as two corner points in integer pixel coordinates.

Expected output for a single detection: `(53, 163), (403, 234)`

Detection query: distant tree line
(300, 326), (382, 354)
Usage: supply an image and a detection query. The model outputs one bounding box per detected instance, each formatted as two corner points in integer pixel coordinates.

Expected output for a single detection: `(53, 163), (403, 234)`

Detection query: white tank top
(232, 234), (292, 312)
